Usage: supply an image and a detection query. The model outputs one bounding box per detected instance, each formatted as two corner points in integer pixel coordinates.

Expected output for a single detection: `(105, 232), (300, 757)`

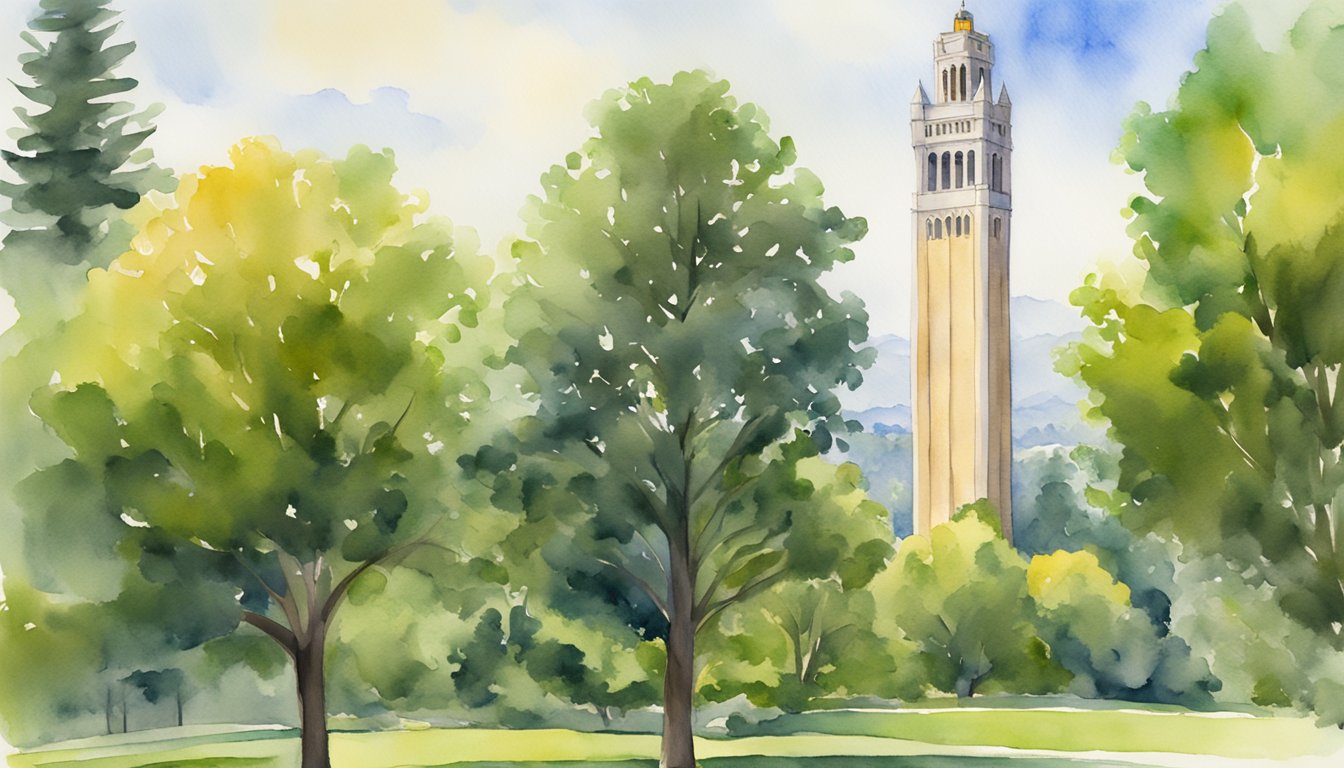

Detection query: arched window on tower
(991, 154), (1001, 192)
(926, 219), (933, 239)
(967, 150), (976, 185)
(963, 215), (971, 234)
(955, 216), (962, 237)
(978, 66), (986, 95)
(941, 152), (951, 189)
(960, 65), (968, 101)
(927, 153), (937, 192)
(935, 218), (943, 239)
(955, 152), (965, 188)
(993, 217), (1001, 238)
(943, 69), (949, 102)
(945, 216), (953, 237)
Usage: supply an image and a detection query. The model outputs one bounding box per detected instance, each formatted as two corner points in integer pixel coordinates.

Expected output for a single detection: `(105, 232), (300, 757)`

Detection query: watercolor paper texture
(2, 1), (1344, 767)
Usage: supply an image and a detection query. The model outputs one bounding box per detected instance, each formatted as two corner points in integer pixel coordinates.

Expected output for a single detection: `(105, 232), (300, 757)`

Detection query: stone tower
(910, 4), (1013, 539)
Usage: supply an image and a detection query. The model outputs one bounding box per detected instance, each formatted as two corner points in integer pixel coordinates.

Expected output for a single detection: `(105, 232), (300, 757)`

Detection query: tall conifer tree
(1, 0), (172, 328)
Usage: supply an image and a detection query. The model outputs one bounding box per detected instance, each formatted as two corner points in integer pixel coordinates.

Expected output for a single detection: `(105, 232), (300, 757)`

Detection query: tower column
(910, 6), (1013, 540)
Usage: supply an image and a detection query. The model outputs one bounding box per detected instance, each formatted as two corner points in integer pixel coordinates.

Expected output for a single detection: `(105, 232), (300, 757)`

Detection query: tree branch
(633, 526), (669, 582)
(691, 481), (757, 569)
(696, 565), (789, 633)
(319, 539), (454, 624)
(276, 551), (309, 635)
(688, 408), (777, 505)
(240, 610), (298, 659)
(234, 553), (303, 637)
(693, 524), (786, 617)
(596, 555), (670, 618)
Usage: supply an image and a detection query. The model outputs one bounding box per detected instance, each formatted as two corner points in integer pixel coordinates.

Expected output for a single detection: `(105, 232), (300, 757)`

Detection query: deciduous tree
(23, 138), (497, 767)
(1065, 0), (1344, 672)
(470, 70), (876, 767)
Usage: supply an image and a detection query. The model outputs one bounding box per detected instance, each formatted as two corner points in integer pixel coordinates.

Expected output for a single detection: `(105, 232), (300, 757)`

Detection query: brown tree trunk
(295, 621), (330, 768)
(661, 529), (696, 768)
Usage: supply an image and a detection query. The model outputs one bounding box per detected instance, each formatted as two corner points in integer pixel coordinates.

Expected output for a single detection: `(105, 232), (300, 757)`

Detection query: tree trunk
(295, 621), (330, 768)
(176, 685), (183, 727)
(662, 533), (696, 768)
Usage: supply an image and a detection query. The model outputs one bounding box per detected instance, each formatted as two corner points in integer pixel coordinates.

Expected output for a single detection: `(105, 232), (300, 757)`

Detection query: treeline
(4, 3), (1344, 768)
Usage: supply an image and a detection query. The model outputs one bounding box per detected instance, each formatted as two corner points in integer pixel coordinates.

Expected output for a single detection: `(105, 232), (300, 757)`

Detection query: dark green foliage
(0, 0), (173, 325)
(470, 70), (880, 765)
(451, 609), (508, 708)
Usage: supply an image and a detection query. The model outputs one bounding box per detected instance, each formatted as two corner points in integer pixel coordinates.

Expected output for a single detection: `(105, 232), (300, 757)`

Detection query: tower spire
(954, 3), (974, 32)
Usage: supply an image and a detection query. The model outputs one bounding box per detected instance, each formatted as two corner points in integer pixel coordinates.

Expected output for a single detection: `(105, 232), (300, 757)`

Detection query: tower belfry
(910, 6), (1013, 538)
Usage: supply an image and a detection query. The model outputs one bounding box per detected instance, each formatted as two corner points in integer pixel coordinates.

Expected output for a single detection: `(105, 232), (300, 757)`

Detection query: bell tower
(910, 4), (1013, 539)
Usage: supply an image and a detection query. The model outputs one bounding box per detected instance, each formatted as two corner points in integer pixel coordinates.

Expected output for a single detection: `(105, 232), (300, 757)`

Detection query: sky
(0, 0), (1318, 337)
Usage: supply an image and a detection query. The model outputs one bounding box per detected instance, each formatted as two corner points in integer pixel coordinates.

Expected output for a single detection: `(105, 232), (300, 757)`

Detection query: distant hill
(841, 296), (1105, 449)
(836, 296), (1108, 534)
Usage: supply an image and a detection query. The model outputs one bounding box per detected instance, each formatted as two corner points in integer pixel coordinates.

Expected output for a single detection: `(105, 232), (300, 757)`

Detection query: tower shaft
(910, 8), (1013, 539)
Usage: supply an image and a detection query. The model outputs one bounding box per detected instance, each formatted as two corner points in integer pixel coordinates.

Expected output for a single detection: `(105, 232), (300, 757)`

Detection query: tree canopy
(19, 138), (498, 767)
(468, 70), (878, 768)
(0, 0), (173, 330)
(1065, 0), (1344, 653)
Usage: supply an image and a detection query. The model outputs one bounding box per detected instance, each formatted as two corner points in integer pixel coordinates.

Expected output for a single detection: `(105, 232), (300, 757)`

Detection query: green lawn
(10, 708), (1344, 768)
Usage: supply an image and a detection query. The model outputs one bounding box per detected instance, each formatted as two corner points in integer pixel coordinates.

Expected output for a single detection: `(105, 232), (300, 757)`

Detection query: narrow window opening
(955, 152), (965, 188)
(935, 218), (943, 239)
(941, 152), (951, 190)
(927, 153), (937, 192)
(967, 150), (977, 185)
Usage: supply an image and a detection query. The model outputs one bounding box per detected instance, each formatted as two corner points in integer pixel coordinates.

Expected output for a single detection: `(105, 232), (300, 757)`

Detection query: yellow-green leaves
(1072, 0), (1344, 662)
(1027, 550), (1131, 610)
(22, 135), (498, 670)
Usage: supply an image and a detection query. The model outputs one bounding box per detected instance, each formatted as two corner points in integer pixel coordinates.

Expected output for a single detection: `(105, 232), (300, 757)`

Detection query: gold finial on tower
(954, 2), (974, 32)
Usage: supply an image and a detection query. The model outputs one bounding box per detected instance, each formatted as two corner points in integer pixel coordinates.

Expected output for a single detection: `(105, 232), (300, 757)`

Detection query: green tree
(1, 0), (173, 331)
(471, 70), (877, 767)
(1171, 554), (1344, 719)
(872, 514), (1068, 698)
(700, 576), (907, 712)
(1026, 549), (1215, 704)
(20, 138), (497, 767)
(1064, 0), (1344, 672)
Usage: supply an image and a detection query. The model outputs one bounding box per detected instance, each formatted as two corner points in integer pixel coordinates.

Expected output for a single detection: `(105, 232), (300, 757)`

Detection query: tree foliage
(1064, 0), (1344, 661)
(468, 70), (876, 767)
(19, 138), (497, 766)
(872, 515), (1067, 698)
(0, 0), (173, 327)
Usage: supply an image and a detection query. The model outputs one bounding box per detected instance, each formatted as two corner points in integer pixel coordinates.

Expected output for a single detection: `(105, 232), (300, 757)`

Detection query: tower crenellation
(910, 5), (1013, 539)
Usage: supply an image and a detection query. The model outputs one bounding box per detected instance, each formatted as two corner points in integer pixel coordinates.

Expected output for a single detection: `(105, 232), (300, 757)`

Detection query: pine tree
(0, 0), (173, 328)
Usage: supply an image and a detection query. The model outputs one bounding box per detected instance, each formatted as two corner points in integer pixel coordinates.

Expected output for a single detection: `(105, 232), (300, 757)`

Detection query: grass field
(9, 708), (1344, 768)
